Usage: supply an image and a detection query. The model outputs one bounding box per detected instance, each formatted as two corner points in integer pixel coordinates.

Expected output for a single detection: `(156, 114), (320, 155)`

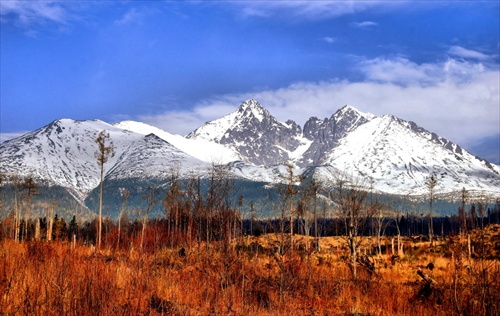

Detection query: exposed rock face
(187, 99), (304, 166)
(300, 105), (373, 166)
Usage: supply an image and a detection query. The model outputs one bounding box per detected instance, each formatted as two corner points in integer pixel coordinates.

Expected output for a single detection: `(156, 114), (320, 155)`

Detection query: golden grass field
(1, 225), (499, 315)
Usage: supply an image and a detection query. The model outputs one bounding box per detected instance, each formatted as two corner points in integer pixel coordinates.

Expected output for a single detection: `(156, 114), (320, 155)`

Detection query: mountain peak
(237, 99), (270, 123)
(239, 99), (261, 109)
(334, 105), (375, 120)
(339, 104), (358, 112)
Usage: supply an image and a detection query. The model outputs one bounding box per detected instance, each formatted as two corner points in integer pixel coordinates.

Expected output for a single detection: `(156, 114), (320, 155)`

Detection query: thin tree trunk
(98, 168), (103, 249)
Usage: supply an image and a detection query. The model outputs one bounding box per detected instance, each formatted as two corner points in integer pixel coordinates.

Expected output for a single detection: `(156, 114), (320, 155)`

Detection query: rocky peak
(236, 99), (270, 123)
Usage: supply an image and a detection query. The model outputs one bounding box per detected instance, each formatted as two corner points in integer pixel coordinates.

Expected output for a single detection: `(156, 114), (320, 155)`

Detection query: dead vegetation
(0, 225), (499, 315)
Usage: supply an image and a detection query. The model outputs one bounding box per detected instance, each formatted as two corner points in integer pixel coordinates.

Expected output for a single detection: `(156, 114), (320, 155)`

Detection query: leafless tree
(46, 200), (56, 241)
(206, 163), (236, 250)
(163, 167), (185, 247)
(279, 162), (302, 254)
(185, 173), (202, 248)
(117, 188), (130, 250)
(95, 130), (113, 250)
(10, 174), (22, 242)
(0, 172), (5, 211)
(374, 204), (385, 256)
(298, 177), (322, 251)
(21, 175), (39, 241)
(425, 173), (438, 246)
(141, 186), (158, 251)
(330, 173), (374, 279)
(459, 187), (468, 236)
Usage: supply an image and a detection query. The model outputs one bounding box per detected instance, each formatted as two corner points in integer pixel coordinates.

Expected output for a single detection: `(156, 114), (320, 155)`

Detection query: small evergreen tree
(53, 214), (67, 240)
(69, 215), (78, 238)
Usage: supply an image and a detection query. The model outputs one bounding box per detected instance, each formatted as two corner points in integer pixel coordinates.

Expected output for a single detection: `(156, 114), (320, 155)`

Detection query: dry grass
(1, 226), (500, 315)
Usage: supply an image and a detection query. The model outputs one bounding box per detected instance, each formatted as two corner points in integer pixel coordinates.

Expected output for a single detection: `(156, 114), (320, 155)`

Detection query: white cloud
(114, 8), (149, 25)
(138, 103), (237, 137)
(141, 57), (499, 150)
(0, 0), (69, 26)
(231, 1), (398, 20)
(448, 45), (493, 61)
(114, 8), (142, 25)
(323, 36), (336, 44)
(358, 57), (488, 86)
(352, 21), (378, 28)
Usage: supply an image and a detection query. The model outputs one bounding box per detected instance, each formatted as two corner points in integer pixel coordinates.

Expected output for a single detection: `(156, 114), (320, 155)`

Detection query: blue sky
(1, 1), (499, 163)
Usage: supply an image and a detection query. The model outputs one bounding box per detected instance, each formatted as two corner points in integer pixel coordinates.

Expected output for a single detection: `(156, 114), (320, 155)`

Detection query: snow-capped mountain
(0, 119), (141, 201)
(300, 105), (375, 166)
(0, 119), (209, 201)
(314, 113), (500, 195)
(1, 99), (499, 214)
(187, 99), (309, 166)
(183, 100), (499, 195)
(106, 133), (209, 181)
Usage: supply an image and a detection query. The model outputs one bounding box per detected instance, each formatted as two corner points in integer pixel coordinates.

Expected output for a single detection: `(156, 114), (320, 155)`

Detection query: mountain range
(1, 99), (499, 218)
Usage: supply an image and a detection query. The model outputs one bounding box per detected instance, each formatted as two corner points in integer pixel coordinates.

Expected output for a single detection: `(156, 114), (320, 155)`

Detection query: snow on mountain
(0, 119), (141, 201)
(187, 99), (310, 166)
(106, 133), (208, 180)
(0, 118), (211, 201)
(186, 99), (270, 143)
(300, 105), (374, 166)
(185, 100), (499, 197)
(223, 161), (301, 184)
(1, 101), (498, 204)
(114, 120), (241, 164)
(321, 114), (500, 195)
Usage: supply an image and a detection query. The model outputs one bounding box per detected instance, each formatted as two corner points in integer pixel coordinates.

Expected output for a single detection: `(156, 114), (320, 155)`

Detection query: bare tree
(425, 173), (438, 246)
(330, 173), (374, 279)
(46, 200), (56, 241)
(186, 173), (202, 248)
(249, 200), (255, 236)
(206, 163), (235, 249)
(163, 167), (184, 247)
(21, 175), (39, 241)
(0, 172), (5, 211)
(374, 205), (385, 256)
(117, 188), (130, 250)
(309, 178), (321, 250)
(279, 162), (302, 254)
(10, 174), (22, 242)
(459, 187), (468, 235)
(141, 186), (158, 251)
(298, 177), (321, 251)
(95, 130), (113, 250)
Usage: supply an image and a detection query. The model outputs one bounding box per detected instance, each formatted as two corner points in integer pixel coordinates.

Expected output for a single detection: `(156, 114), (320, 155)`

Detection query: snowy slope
(321, 114), (500, 195)
(300, 105), (374, 166)
(0, 119), (141, 200)
(106, 134), (209, 180)
(114, 121), (241, 164)
(186, 99), (273, 143)
(224, 161), (302, 184)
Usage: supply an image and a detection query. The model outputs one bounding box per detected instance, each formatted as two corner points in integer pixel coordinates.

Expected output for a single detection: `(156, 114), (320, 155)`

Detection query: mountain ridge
(0, 100), (499, 213)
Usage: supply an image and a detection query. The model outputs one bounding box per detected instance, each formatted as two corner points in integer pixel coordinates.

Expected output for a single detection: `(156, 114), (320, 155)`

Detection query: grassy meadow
(1, 224), (499, 315)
